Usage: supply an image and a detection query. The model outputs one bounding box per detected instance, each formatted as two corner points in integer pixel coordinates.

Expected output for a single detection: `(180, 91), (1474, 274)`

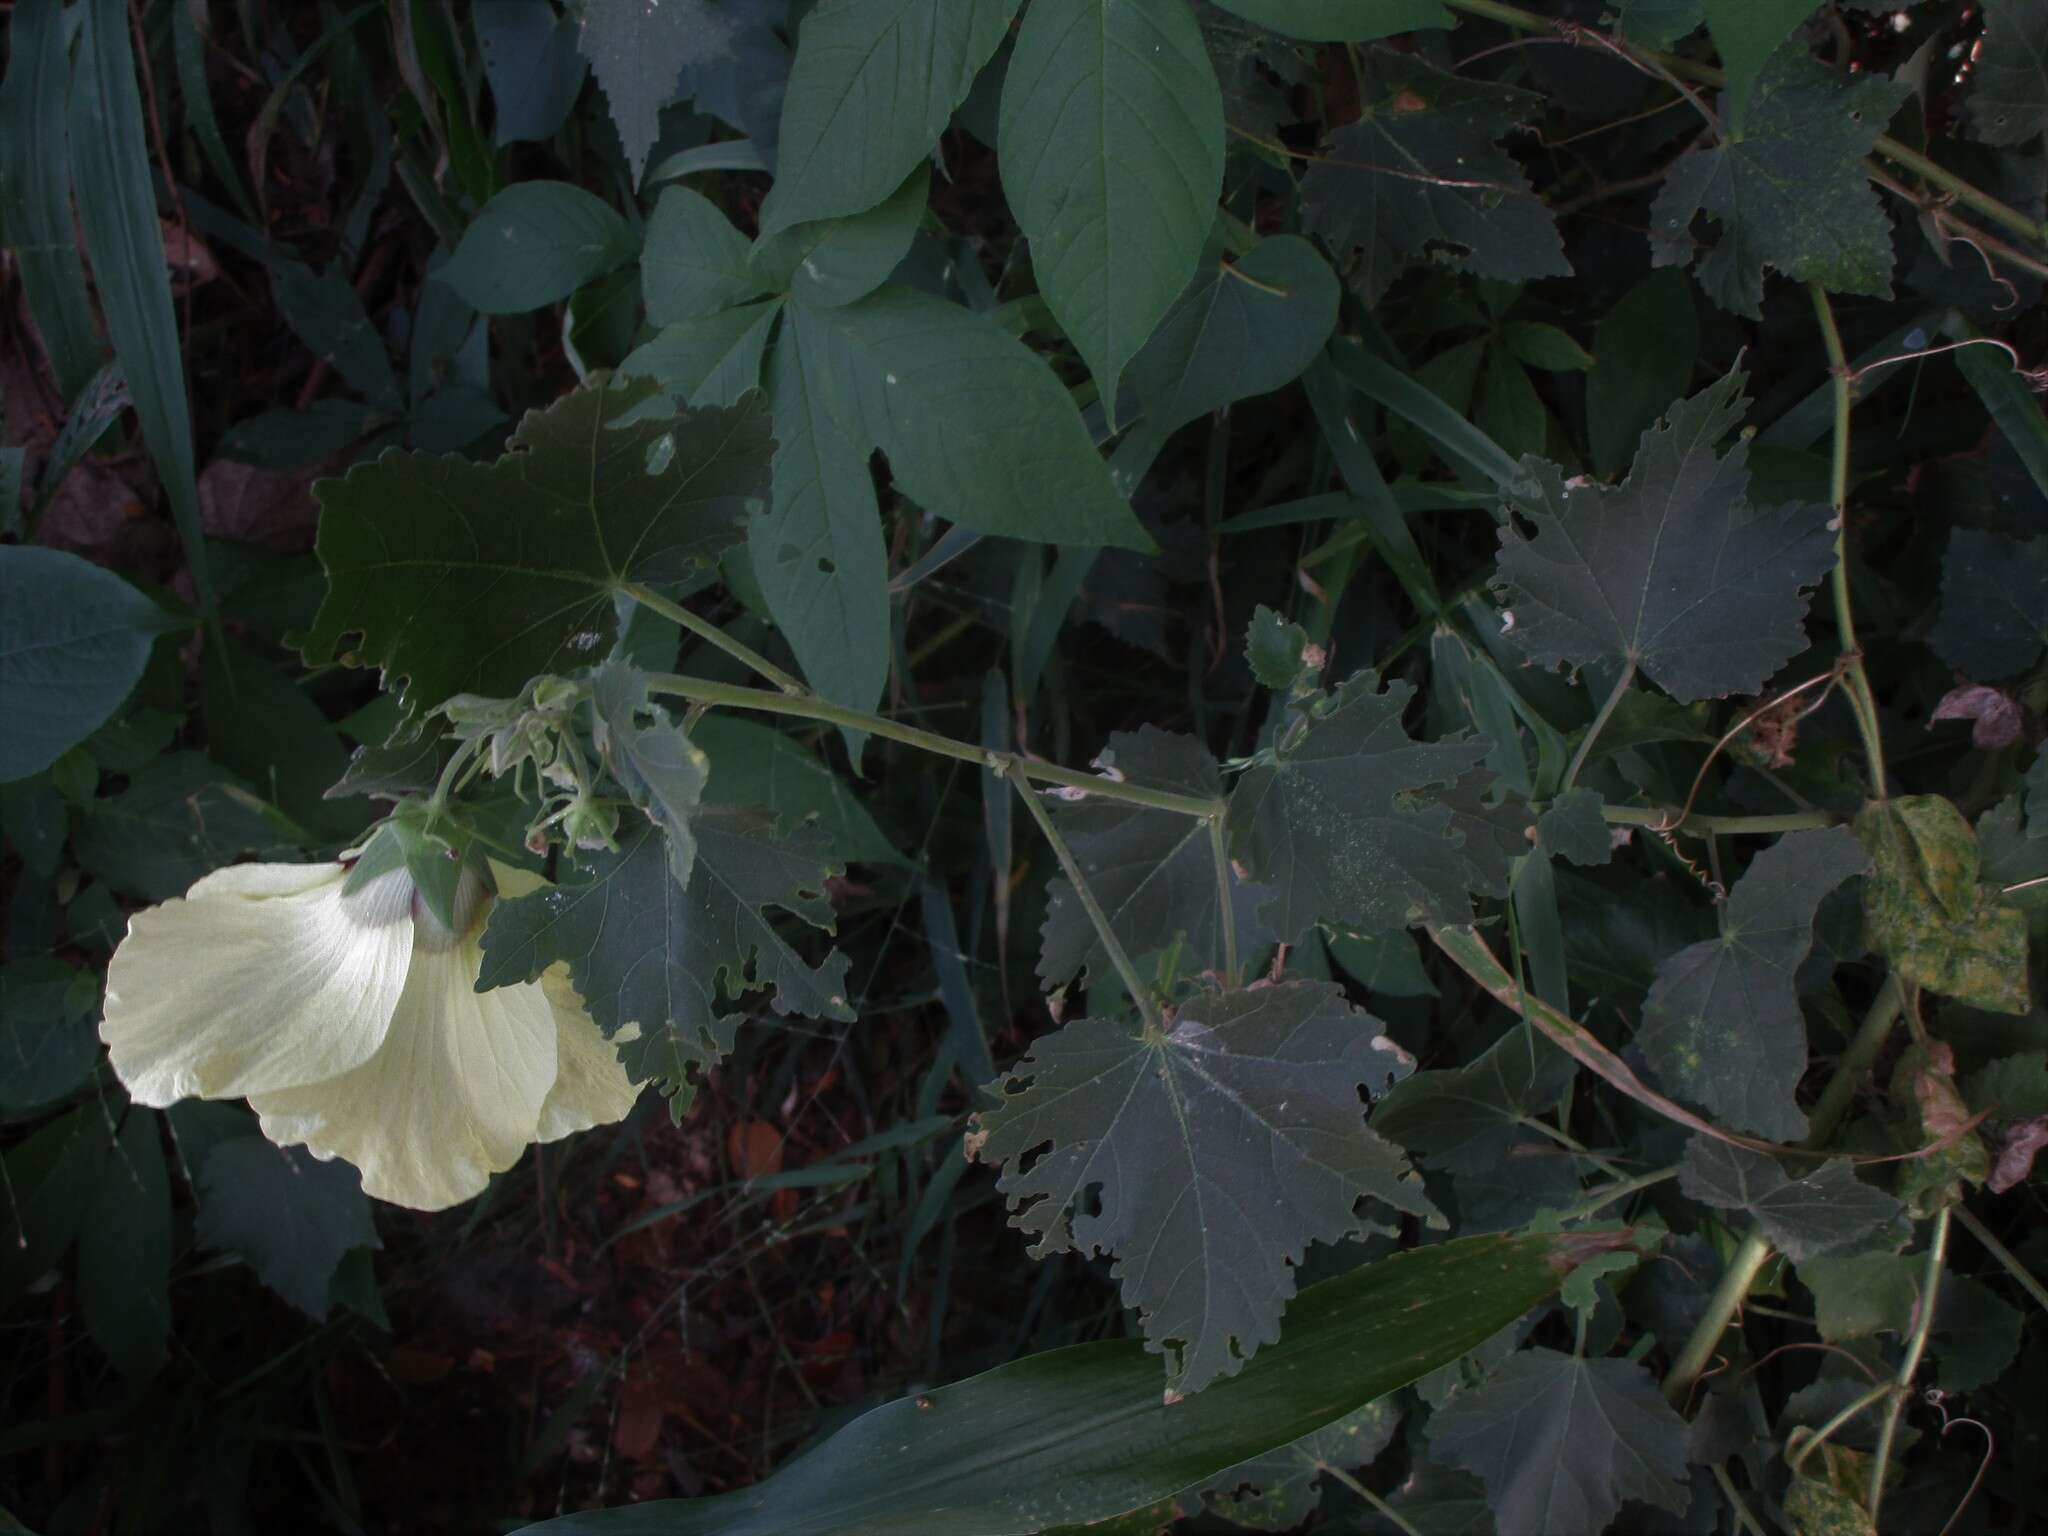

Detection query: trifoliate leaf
(999, 0), (1224, 417)
(752, 163), (931, 310)
(1302, 50), (1568, 306)
(591, 663), (711, 888)
(579, 0), (738, 185)
(749, 300), (890, 763)
(1128, 235), (1340, 441)
(1036, 728), (1270, 989)
(438, 182), (639, 315)
(1494, 369), (1836, 702)
(1372, 1031), (1581, 1232)
(306, 377), (771, 730)
(1539, 788), (1614, 867)
(622, 301), (783, 411)
(1226, 672), (1518, 943)
(759, 0), (1019, 232)
(193, 1134), (379, 1320)
(1858, 795), (2030, 1015)
(1928, 528), (2048, 680)
(972, 980), (1436, 1393)
(1197, 1400), (1400, 1530)
(1636, 827), (1869, 1141)
(1209, 0), (1449, 40)
(479, 816), (854, 1109)
(1426, 1349), (1692, 1536)
(1677, 1137), (1904, 1260)
(1966, 0), (2048, 146)
(641, 186), (768, 325)
(1649, 52), (1908, 317)
(797, 286), (1153, 549)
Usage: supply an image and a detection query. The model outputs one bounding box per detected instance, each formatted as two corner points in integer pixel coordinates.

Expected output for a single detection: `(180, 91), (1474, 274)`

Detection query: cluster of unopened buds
(439, 677), (618, 856)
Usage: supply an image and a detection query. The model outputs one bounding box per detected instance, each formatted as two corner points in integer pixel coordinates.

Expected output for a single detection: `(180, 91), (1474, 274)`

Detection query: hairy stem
(645, 675), (1221, 819)
(1870, 1207), (1951, 1518)
(1600, 806), (1835, 835)
(618, 582), (807, 695)
(1809, 285), (1890, 794)
(1208, 813), (1239, 985)
(1006, 759), (1161, 1037)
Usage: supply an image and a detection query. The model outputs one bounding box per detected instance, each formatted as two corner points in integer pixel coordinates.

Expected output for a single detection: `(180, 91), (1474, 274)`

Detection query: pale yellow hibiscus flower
(100, 857), (639, 1210)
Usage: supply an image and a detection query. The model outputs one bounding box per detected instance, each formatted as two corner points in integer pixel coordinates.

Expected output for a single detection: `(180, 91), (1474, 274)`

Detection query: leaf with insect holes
(304, 377), (770, 732)
(1426, 1349), (1691, 1535)
(1928, 529), (2048, 681)
(1195, 1399), (1400, 1530)
(1493, 368), (1836, 703)
(972, 980), (1436, 1394)
(478, 815), (853, 1109)
(1302, 50), (1568, 306)
(1037, 727), (1272, 989)
(591, 662), (711, 890)
(1635, 827), (1870, 1142)
(1225, 672), (1520, 944)
(1677, 1137), (1904, 1261)
(1649, 52), (1908, 318)
(1966, 0), (2048, 146)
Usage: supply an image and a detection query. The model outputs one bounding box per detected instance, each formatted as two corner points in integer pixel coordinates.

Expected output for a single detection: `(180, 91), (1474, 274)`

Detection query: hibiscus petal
(249, 936), (557, 1211)
(102, 862), (414, 1105)
(534, 967), (642, 1142)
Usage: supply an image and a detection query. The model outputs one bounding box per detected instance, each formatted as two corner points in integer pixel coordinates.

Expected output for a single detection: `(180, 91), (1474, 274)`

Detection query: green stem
(1435, 0), (2048, 250)
(1809, 285), (1889, 795)
(1666, 1233), (1773, 1404)
(1006, 759), (1161, 1037)
(1953, 1205), (2048, 1318)
(1710, 1464), (1771, 1536)
(1870, 1207), (1950, 1519)
(1789, 1379), (1898, 1472)
(1601, 806), (1835, 835)
(646, 675), (1221, 820)
(618, 582), (807, 696)
(1556, 1165), (1680, 1222)
(1321, 1466), (1423, 1536)
(1561, 659), (1635, 793)
(1663, 976), (1905, 1403)
(1208, 813), (1239, 985)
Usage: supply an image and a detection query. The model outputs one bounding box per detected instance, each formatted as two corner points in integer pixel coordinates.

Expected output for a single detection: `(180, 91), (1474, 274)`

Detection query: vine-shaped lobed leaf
(1649, 50), (1908, 317)
(972, 979), (1437, 1394)
(1037, 727), (1269, 990)
(1635, 826), (1870, 1142)
(1226, 672), (1520, 943)
(305, 377), (771, 731)
(1302, 49), (1569, 306)
(479, 811), (854, 1112)
(1493, 368), (1836, 703)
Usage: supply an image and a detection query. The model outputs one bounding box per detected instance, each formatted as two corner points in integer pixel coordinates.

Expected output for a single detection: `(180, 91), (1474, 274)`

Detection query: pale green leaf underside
(999, 0), (1225, 417)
